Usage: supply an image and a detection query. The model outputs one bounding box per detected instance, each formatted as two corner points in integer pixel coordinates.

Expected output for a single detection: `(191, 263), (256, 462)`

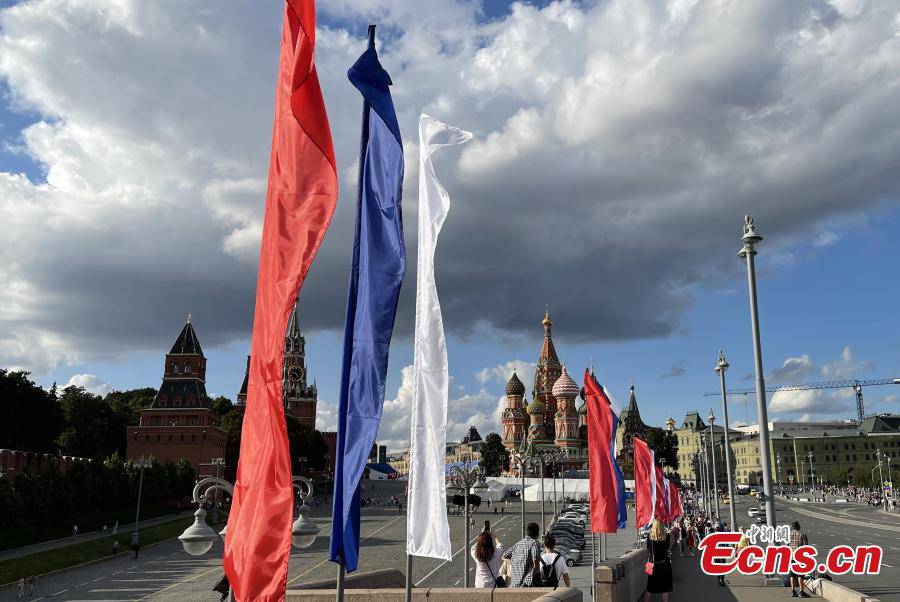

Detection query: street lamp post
(776, 455), (782, 497)
(876, 453), (886, 510)
(536, 455), (546, 532)
(512, 452), (535, 539)
(210, 457), (225, 524)
(549, 454), (558, 518)
(132, 457), (152, 550)
(448, 460), (485, 588)
(715, 351), (738, 530)
(708, 410), (721, 521)
(808, 452), (816, 501)
(739, 215), (776, 527)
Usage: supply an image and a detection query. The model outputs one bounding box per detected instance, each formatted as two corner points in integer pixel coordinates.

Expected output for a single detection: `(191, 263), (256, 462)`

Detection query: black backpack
(540, 552), (561, 588)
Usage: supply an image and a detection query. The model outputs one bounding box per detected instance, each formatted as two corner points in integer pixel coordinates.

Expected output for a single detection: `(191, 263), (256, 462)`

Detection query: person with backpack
(540, 534), (570, 588)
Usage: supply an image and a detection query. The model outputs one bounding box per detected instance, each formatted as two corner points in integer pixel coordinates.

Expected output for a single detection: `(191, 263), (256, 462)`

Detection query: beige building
(675, 412), (900, 487)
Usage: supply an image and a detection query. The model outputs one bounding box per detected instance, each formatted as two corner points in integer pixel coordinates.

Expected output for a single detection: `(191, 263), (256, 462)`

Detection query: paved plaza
(1, 494), (899, 600)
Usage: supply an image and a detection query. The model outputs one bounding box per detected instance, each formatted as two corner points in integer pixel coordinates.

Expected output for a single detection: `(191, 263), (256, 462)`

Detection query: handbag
(645, 543), (655, 575)
(487, 560), (507, 588)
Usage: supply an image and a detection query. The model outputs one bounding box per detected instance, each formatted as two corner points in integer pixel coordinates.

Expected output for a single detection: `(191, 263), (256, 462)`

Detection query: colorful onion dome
(526, 397), (546, 414)
(552, 365), (579, 399)
(505, 371), (526, 397)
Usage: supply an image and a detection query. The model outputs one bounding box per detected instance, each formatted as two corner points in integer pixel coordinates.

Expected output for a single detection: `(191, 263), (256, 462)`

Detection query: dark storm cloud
(2, 0), (900, 372)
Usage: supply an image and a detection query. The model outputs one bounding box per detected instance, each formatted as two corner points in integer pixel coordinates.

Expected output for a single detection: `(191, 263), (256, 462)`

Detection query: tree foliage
(478, 432), (510, 477)
(0, 370), (63, 453)
(218, 409), (327, 481)
(0, 455), (195, 546)
(210, 395), (234, 418)
(645, 428), (679, 471)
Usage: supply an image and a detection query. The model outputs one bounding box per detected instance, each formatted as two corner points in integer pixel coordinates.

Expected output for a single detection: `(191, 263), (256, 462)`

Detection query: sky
(2, 0), (900, 451)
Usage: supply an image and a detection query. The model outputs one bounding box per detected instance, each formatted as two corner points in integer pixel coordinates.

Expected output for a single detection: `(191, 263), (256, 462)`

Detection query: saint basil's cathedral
(500, 312), (649, 475)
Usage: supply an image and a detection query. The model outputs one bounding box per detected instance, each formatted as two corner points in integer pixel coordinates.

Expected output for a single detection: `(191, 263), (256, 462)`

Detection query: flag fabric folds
(633, 437), (656, 528)
(658, 469), (670, 522)
(601, 385), (628, 529)
(329, 27), (406, 573)
(224, 1), (337, 599)
(406, 113), (472, 560)
(584, 370), (620, 533)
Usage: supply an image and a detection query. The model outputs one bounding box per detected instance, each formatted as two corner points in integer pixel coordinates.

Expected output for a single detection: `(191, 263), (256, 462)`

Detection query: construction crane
(703, 378), (900, 424)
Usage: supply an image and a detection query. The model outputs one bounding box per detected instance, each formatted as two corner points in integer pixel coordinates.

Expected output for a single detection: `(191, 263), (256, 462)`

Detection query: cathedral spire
(539, 310), (559, 366)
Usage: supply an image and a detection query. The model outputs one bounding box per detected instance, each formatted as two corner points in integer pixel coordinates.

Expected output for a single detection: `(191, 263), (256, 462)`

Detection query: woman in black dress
(643, 519), (673, 601)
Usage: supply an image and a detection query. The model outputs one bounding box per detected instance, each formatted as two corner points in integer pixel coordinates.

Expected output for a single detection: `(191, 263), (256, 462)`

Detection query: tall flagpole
(335, 25), (377, 602)
(591, 531), (597, 602)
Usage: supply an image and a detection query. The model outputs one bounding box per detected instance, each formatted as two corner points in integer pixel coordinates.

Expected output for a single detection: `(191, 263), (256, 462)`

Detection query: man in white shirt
(540, 534), (571, 588)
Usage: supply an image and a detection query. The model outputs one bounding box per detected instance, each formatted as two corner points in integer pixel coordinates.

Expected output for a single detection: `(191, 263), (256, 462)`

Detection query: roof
(461, 426), (483, 443)
(505, 371), (526, 397)
(526, 397), (546, 414)
(620, 385), (646, 434)
(539, 311), (560, 366)
(861, 414), (900, 435)
(681, 411), (707, 431)
(169, 320), (203, 355)
(552, 365), (579, 399)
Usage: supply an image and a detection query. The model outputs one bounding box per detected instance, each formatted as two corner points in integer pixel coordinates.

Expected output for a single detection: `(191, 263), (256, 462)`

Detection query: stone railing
(593, 547), (646, 602)
(288, 569), (582, 601)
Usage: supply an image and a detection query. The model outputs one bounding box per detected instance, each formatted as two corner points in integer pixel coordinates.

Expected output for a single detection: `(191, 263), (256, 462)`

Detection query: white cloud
(821, 346), (873, 378)
(769, 354), (815, 382)
(64, 373), (112, 397)
(375, 363), (511, 452)
(769, 388), (854, 415)
(3, 0), (900, 377)
(474, 359), (536, 393)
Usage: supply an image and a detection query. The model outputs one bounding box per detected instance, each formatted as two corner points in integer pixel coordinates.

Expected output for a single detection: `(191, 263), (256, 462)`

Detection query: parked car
(756, 511), (767, 524)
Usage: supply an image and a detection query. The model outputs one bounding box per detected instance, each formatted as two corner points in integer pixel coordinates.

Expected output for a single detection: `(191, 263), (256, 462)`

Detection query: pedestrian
(685, 525), (696, 557)
(788, 521), (810, 598)
(501, 522), (542, 587)
(642, 519), (673, 602)
(113, 519), (119, 534)
(72, 524), (78, 537)
(670, 522), (683, 557)
(540, 534), (570, 588)
(112, 539), (119, 555)
(471, 530), (505, 588)
(501, 506), (505, 517)
(17, 575), (25, 598)
(27, 575), (35, 596)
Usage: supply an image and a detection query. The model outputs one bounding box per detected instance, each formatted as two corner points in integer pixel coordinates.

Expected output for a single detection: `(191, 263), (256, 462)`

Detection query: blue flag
(329, 26), (406, 573)
(609, 408), (628, 529)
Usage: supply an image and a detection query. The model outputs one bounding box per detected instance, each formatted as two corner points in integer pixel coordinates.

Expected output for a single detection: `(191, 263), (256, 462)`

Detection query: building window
(173, 364), (179, 373)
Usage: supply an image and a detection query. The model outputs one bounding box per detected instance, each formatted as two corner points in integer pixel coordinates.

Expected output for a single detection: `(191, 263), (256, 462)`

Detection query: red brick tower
(552, 365), (581, 448)
(533, 311), (561, 439)
(501, 371), (528, 449)
(126, 316), (226, 475)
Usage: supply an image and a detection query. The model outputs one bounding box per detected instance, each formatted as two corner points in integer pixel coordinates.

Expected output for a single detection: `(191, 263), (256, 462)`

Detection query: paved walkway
(0, 511), (194, 562)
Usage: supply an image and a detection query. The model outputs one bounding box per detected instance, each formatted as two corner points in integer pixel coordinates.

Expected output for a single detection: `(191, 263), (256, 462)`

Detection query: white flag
(406, 114), (472, 559)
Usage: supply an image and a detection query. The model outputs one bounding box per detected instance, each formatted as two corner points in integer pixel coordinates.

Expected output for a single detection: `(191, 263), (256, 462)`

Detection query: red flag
(584, 369), (617, 532)
(669, 482), (682, 521)
(633, 437), (655, 528)
(655, 465), (667, 523)
(223, 1), (337, 600)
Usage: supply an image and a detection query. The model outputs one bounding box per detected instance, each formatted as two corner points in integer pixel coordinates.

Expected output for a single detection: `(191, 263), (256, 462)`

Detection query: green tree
(210, 395), (234, 418)
(56, 386), (118, 458)
(0, 370), (63, 453)
(104, 387), (157, 456)
(645, 428), (679, 471)
(219, 410), (328, 480)
(478, 433), (509, 476)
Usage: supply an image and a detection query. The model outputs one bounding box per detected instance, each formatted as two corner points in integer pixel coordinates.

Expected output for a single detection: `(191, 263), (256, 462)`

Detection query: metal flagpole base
(336, 564), (345, 602)
(405, 554), (412, 602)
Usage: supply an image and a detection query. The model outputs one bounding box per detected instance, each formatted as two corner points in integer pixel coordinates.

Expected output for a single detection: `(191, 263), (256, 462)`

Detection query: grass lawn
(0, 516), (195, 586)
